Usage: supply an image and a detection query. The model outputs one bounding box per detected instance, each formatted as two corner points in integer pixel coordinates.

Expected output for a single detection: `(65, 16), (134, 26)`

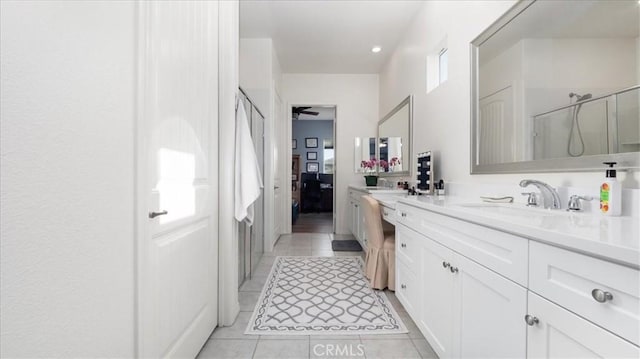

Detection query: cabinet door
(527, 292), (640, 359)
(396, 259), (420, 317)
(350, 201), (358, 238)
(453, 254), (527, 358)
(348, 200), (355, 235)
(420, 236), (456, 358)
(358, 201), (366, 246)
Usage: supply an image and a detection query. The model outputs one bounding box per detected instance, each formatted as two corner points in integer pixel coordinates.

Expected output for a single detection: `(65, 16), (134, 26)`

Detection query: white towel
(234, 98), (264, 225)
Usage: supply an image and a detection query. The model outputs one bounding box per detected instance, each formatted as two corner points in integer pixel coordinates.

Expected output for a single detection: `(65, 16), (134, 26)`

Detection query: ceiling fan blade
(293, 106), (312, 113)
(300, 111), (319, 116)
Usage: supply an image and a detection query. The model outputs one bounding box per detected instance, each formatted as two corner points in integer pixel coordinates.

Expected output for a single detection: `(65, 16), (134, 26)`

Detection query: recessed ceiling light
(371, 46), (382, 53)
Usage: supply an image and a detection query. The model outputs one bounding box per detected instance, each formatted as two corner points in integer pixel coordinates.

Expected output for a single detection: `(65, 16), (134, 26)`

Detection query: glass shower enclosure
(237, 88), (265, 287)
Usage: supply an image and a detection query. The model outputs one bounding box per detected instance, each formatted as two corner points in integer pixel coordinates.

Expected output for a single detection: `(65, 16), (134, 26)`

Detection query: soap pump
(600, 162), (621, 216)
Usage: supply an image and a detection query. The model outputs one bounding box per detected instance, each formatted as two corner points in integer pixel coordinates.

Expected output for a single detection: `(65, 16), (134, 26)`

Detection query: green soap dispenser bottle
(600, 162), (621, 216)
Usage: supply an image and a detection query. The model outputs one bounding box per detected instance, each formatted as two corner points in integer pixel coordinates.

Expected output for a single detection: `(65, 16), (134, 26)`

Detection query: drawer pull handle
(383, 211), (388, 216)
(401, 243), (406, 248)
(442, 261), (450, 268)
(591, 289), (613, 303)
(149, 210), (168, 219)
(524, 314), (539, 326)
(449, 266), (459, 274)
(401, 284), (407, 289)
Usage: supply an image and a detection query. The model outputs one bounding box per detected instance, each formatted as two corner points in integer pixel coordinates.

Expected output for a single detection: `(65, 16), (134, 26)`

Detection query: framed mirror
(354, 137), (377, 173)
(471, 0), (640, 174)
(378, 96), (412, 176)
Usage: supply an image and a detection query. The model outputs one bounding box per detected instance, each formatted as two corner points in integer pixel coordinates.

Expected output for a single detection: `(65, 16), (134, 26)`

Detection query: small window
(438, 48), (448, 84)
(426, 36), (448, 93)
(323, 139), (334, 174)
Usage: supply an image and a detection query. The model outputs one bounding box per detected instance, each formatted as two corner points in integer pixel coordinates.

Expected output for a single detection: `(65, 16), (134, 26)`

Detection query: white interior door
(138, 2), (218, 357)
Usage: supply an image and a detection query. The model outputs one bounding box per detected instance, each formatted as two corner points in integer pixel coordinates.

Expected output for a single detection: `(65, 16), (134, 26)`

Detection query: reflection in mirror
(379, 137), (403, 172)
(378, 96), (412, 175)
(472, 0), (639, 173)
(354, 137), (376, 173)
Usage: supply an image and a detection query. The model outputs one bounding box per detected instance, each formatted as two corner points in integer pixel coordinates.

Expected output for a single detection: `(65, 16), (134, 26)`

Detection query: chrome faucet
(519, 179), (562, 209)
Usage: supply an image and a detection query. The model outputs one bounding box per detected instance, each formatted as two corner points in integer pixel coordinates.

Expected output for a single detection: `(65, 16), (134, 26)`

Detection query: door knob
(149, 210), (168, 219)
(401, 284), (407, 289)
(524, 314), (539, 326)
(401, 243), (406, 248)
(591, 289), (613, 303)
(274, 186), (280, 190)
(442, 261), (450, 268)
(449, 266), (459, 273)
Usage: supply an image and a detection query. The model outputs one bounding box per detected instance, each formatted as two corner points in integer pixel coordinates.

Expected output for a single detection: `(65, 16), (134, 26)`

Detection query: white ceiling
(240, 0), (425, 74)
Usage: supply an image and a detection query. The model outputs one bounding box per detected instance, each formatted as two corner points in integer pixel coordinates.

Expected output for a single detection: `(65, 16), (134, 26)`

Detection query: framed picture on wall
(306, 162), (319, 173)
(305, 137), (318, 148)
(292, 139), (297, 149)
(306, 152), (317, 160)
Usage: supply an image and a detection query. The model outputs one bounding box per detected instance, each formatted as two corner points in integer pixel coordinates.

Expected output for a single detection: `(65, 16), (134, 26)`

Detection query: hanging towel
(234, 98), (264, 225)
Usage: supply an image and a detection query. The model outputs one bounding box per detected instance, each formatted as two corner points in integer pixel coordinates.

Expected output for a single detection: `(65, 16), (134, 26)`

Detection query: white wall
(282, 74), (379, 234)
(0, 1), (136, 356)
(379, 0), (640, 190)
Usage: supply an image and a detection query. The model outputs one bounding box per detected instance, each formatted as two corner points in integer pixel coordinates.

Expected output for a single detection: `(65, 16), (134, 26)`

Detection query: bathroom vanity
(394, 196), (639, 358)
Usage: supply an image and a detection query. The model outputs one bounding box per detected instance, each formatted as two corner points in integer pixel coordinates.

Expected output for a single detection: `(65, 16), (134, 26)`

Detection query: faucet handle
(567, 195), (593, 212)
(521, 192), (538, 207)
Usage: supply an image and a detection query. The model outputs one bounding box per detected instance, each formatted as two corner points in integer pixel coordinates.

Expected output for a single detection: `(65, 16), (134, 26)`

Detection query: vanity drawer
(381, 204), (396, 224)
(529, 241), (640, 346)
(396, 203), (528, 286)
(396, 224), (421, 269)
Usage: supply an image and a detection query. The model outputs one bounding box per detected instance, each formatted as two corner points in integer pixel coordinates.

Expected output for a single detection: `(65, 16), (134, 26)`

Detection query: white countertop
(348, 185), (408, 195)
(395, 195), (640, 268)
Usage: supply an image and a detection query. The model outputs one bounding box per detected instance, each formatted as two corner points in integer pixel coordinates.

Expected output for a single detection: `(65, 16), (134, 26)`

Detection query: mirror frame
(378, 95), (413, 177)
(470, 0), (640, 174)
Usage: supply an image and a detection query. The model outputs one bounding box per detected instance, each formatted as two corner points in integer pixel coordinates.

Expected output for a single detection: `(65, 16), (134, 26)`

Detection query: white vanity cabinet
(396, 217), (526, 358)
(395, 201), (640, 359)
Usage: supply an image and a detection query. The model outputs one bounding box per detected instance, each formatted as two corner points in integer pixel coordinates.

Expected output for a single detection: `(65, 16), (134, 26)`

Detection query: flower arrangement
(390, 157), (401, 166)
(360, 158), (378, 174)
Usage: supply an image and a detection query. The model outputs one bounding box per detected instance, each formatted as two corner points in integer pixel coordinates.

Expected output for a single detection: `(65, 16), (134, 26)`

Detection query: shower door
(237, 94), (265, 287)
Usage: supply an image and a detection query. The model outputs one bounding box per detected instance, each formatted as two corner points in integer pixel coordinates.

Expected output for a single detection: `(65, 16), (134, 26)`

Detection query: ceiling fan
(292, 106), (319, 120)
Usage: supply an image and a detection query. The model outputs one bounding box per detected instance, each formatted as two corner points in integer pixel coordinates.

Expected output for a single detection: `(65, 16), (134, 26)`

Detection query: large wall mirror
(378, 96), (412, 176)
(471, 0), (639, 174)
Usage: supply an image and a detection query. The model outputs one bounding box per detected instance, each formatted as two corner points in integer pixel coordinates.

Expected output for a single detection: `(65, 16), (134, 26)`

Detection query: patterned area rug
(245, 256), (407, 335)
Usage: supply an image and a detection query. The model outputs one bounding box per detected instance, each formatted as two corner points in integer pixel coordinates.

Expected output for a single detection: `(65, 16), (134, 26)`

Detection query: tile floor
(197, 233), (438, 359)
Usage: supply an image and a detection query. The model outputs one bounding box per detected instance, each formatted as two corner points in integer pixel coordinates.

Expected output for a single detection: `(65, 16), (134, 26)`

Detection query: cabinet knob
(401, 212), (407, 217)
(401, 243), (406, 248)
(449, 266), (458, 274)
(591, 289), (613, 303)
(442, 261), (450, 268)
(524, 314), (539, 326)
(401, 284), (407, 289)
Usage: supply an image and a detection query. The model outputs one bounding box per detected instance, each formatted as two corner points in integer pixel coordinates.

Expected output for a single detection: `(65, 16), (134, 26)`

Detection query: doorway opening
(291, 105), (336, 234)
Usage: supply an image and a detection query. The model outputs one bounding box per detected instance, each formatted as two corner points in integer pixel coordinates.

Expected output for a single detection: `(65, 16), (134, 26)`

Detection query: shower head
(569, 92), (592, 102)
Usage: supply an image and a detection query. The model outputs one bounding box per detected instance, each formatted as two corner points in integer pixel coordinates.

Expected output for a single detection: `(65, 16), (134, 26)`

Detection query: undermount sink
(454, 203), (571, 218)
